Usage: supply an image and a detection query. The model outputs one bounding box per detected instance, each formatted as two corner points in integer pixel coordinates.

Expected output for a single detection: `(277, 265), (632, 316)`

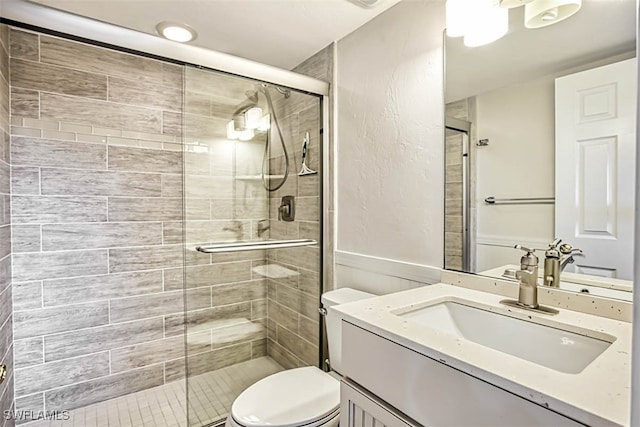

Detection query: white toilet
(225, 288), (375, 427)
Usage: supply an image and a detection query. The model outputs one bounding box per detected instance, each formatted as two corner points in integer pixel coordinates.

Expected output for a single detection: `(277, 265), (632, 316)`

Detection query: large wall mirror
(444, 0), (636, 301)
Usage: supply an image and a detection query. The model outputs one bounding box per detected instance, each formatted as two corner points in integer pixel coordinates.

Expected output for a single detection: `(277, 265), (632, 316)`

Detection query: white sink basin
(398, 300), (615, 374)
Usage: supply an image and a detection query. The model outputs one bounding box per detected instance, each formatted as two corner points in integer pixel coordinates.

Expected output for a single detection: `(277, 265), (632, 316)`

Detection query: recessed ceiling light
(346, 0), (386, 8)
(156, 21), (197, 43)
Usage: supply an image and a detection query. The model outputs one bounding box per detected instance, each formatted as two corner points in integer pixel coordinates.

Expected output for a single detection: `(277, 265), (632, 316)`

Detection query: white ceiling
(446, 0), (637, 102)
(26, 0), (402, 70)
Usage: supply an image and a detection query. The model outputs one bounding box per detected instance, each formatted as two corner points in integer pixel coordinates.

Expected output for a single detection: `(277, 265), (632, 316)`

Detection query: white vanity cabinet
(340, 321), (585, 427)
(340, 379), (418, 427)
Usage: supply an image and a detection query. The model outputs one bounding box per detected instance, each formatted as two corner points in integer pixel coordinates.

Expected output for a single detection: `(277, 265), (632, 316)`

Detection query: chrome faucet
(513, 245), (540, 309)
(543, 238), (583, 287)
(500, 245), (559, 316)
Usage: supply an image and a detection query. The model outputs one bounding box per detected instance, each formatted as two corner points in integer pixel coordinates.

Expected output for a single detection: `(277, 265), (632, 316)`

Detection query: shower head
(233, 90), (258, 117)
(256, 83), (291, 99)
(245, 90), (259, 104)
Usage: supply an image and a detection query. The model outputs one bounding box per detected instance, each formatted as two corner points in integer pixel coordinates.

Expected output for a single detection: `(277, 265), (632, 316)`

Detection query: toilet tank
(321, 288), (375, 374)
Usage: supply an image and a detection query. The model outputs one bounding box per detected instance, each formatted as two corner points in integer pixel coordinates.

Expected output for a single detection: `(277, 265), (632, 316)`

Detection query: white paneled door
(555, 58), (637, 280)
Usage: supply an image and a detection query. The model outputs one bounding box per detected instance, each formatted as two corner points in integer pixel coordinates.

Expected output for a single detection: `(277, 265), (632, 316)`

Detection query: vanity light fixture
(445, 0), (509, 47)
(499, 0), (534, 7)
(244, 107), (263, 130)
(524, 0), (581, 28)
(258, 114), (271, 132)
(445, 0), (470, 37)
(156, 21), (197, 43)
(446, 0), (582, 47)
(237, 129), (255, 141)
(226, 121), (239, 140)
(226, 111), (270, 141)
(463, 0), (509, 47)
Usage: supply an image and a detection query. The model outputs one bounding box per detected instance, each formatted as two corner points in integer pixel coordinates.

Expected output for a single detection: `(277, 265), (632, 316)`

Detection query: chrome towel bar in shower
(196, 238), (317, 253)
(484, 196), (555, 205)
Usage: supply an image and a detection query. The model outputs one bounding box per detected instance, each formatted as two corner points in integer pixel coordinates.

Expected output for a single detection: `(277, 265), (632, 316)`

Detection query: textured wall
(0, 23), (14, 427)
(336, 1), (445, 268)
(8, 28), (192, 419)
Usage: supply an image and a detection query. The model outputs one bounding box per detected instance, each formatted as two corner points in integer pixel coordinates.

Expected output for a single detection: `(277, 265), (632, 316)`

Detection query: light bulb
(258, 114), (271, 132)
(245, 107), (263, 130)
(463, 0), (508, 47)
(446, 0), (472, 38)
(524, 0), (581, 29)
(238, 129), (255, 141)
(226, 121), (238, 140)
(155, 22), (197, 43)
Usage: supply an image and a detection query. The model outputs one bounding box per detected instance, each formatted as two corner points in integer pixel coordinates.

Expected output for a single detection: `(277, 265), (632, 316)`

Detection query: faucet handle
(548, 237), (562, 248)
(559, 243), (582, 255)
(514, 244), (535, 253)
(514, 245), (538, 268)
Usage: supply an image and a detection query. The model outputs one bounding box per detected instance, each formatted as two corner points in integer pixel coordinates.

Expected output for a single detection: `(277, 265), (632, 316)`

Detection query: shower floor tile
(22, 357), (284, 427)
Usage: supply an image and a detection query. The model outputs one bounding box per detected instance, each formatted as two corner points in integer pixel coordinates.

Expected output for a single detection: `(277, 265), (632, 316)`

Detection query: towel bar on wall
(484, 196), (555, 205)
(196, 238), (317, 253)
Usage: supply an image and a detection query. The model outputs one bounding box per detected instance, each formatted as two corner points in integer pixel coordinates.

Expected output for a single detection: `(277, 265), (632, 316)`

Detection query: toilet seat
(229, 366), (340, 427)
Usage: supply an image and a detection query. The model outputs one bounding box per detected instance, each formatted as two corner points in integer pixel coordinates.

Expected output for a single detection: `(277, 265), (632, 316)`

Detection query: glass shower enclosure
(2, 12), (325, 425)
(181, 66), (323, 427)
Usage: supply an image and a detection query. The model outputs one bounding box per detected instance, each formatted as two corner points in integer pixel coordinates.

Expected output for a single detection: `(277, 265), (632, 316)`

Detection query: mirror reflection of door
(556, 58), (637, 280)
(443, 0), (636, 295)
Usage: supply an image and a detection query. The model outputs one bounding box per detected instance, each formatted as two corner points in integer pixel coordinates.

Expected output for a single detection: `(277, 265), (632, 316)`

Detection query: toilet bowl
(225, 288), (375, 427)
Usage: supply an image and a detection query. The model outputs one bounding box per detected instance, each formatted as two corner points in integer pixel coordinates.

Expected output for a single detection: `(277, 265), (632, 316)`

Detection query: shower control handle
(279, 196), (295, 222)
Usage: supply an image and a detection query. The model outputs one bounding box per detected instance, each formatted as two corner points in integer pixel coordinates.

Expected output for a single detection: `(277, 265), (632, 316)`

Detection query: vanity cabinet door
(342, 322), (585, 427)
(340, 379), (419, 427)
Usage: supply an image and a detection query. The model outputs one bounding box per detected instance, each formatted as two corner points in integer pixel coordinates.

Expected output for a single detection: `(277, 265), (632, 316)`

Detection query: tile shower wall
(0, 23), (15, 427)
(8, 25), (325, 425)
(8, 28), (192, 420)
(180, 67), (269, 383)
(444, 98), (476, 271)
(262, 46), (330, 369)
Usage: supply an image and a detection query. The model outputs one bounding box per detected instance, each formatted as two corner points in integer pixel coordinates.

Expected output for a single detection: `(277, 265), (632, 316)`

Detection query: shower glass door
(444, 126), (470, 271)
(181, 66), (323, 427)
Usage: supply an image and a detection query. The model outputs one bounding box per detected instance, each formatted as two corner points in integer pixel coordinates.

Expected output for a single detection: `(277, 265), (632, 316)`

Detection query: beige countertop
(335, 282), (632, 426)
(480, 264), (634, 296)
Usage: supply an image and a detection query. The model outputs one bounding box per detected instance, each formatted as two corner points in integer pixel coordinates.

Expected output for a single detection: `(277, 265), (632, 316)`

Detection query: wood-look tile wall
(8, 28), (196, 421)
(444, 99), (476, 271)
(444, 101), (465, 271)
(7, 26), (326, 424)
(262, 46), (331, 369)
(0, 23), (15, 427)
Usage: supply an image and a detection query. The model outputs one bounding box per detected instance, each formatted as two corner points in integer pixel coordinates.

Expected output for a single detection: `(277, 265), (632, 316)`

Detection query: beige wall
(475, 78), (555, 271)
(336, 1), (445, 274)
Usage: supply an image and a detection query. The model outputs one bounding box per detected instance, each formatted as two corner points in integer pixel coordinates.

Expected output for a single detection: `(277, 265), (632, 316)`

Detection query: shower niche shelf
(252, 264), (299, 279)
